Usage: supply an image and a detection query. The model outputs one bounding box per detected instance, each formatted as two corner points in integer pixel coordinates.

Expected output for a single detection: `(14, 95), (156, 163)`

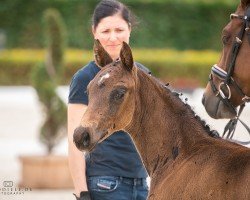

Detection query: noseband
(208, 6), (250, 144)
(210, 64), (250, 113)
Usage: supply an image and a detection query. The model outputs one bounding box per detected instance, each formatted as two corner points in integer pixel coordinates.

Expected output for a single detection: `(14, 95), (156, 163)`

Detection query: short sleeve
(68, 69), (90, 105)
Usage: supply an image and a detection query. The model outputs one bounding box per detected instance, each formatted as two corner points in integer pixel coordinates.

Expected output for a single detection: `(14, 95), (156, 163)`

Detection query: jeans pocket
(88, 176), (119, 193)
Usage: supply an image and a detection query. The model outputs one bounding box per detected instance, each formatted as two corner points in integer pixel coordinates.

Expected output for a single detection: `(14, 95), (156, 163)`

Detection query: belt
(119, 177), (147, 186)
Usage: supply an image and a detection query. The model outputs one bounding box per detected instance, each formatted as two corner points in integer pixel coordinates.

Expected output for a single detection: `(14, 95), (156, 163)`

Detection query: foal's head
(73, 40), (137, 151)
(202, 0), (250, 119)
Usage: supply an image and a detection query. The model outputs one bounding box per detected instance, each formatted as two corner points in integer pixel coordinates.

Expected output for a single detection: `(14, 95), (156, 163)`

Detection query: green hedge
(0, 0), (237, 50)
(0, 48), (220, 87)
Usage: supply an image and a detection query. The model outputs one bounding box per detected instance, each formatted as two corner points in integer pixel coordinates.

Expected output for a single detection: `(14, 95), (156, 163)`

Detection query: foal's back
(151, 138), (250, 200)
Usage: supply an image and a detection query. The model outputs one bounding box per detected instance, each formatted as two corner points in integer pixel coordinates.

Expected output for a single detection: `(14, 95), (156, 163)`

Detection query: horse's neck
(126, 70), (210, 176)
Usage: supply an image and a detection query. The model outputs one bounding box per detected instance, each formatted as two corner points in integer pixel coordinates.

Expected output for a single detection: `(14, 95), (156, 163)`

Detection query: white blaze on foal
(98, 73), (110, 86)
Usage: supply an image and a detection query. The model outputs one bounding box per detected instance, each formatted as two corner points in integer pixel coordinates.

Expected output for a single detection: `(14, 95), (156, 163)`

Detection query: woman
(68, 1), (150, 199)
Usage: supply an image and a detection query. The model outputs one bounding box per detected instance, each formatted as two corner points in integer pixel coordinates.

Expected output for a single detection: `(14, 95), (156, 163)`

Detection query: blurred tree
(31, 8), (67, 154)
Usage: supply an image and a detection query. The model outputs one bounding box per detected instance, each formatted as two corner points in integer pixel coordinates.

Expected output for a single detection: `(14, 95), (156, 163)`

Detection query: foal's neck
(126, 70), (211, 176)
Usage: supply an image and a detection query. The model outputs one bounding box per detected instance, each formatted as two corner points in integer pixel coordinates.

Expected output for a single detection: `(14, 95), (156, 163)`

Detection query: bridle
(208, 6), (250, 144)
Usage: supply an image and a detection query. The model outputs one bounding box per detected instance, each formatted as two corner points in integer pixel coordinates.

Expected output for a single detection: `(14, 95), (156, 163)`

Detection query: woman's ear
(128, 24), (131, 38)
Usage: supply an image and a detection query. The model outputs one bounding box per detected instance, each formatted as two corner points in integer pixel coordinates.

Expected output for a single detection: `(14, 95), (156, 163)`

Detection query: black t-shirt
(68, 61), (150, 178)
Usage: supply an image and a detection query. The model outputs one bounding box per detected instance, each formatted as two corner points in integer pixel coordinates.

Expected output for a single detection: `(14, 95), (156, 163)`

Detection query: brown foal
(73, 40), (250, 199)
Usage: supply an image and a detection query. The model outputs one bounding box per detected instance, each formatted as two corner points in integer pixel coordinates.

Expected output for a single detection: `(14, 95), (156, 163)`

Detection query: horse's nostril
(82, 132), (90, 147)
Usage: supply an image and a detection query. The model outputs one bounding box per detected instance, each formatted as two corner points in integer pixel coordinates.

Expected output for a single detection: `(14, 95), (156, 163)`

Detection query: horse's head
(73, 40), (137, 152)
(202, 0), (250, 119)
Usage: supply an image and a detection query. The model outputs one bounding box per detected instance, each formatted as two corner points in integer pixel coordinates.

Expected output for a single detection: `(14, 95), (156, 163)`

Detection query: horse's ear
(241, 0), (250, 8)
(94, 39), (113, 68)
(120, 42), (134, 71)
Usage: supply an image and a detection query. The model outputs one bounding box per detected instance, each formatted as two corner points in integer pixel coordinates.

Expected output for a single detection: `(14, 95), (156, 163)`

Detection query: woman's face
(92, 14), (131, 60)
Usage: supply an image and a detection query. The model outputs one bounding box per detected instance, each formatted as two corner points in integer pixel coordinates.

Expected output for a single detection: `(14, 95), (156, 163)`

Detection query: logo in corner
(3, 181), (13, 187)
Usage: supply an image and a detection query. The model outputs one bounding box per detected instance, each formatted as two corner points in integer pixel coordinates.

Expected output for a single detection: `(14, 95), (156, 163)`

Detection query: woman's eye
(116, 29), (124, 33)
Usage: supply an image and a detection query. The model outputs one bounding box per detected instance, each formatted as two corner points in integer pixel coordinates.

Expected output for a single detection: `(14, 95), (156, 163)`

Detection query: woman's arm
(67, 103), (88, 196)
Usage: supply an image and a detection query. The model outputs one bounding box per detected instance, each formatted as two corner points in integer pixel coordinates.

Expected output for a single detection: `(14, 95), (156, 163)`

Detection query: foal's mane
(137, 67), (220, 139)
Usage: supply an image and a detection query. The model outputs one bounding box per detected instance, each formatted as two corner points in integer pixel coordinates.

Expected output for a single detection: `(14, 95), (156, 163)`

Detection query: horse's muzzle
(202, 94), (236, 119)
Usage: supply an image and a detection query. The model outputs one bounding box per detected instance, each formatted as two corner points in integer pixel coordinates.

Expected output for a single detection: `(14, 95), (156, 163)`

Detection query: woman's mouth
(106, 44), (120, 47)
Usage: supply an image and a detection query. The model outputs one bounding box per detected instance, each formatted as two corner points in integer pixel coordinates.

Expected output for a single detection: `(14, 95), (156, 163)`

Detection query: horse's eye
(111, 88), (127, 102)
(222, 35), (231, 45)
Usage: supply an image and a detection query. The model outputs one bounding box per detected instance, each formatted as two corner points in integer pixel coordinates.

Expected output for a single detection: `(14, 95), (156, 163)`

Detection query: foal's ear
(241, 0), (250, 8)
(94, 39), (113, 68)
(120, 42), (134, 72)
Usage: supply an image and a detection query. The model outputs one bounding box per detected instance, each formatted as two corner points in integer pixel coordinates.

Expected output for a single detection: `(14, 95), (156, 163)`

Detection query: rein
(209, 7), (250, 145)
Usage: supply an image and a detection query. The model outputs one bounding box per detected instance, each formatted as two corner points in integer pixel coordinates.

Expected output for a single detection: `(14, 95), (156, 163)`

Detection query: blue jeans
(87, 176), (149, 200)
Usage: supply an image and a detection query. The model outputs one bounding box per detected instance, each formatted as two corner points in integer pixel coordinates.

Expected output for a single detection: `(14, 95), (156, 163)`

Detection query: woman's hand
(73, 191), (91, 200)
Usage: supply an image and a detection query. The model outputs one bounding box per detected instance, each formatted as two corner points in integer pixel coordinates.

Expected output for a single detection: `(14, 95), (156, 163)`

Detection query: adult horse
(73, 40), (250, 200)
(202, 0), (250, 119)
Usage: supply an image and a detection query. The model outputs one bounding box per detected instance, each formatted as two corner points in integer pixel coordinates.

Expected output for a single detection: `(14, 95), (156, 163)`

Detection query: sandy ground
(0, 86), (249, 200)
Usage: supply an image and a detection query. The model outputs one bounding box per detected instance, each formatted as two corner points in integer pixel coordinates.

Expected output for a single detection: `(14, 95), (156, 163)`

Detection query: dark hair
(92, 0), (137, 29)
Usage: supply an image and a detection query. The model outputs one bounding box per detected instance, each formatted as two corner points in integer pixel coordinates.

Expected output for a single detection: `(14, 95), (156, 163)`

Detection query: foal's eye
(110, 88), (127, 102)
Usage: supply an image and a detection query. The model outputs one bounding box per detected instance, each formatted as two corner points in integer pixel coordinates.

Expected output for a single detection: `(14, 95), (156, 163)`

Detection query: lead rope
(223, 104), (250, 145)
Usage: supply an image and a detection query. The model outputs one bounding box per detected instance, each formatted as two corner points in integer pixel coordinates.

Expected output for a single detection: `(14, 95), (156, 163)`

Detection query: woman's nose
(109, 32), (117, 41)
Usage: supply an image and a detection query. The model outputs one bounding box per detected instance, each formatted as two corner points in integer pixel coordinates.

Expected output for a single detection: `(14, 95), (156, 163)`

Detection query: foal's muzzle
(73, 126), (91, 151)
(73, 125), (108, 151)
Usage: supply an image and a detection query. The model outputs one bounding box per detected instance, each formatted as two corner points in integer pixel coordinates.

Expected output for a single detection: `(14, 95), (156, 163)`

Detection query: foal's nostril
(73, 126), (91, 149)
(82, 132), (90, 147)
